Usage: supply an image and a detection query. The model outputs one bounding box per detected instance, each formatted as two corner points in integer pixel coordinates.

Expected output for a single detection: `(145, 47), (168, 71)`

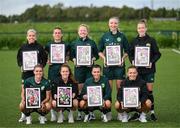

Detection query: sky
(0, 0), (180, 16)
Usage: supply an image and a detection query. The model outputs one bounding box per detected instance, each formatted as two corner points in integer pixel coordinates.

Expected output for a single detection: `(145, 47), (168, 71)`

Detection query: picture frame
(76, 45), (91, 66)
(87, 86), (103, 107)
(25, 88), (41, 108)
(123, 87), (139, 108)
(106, 45), (121, 66)
(134, 46), (150, 67)
(22, 51), (38, 71)
(50, 43), (65, 64)
(57, 87), (72, 107)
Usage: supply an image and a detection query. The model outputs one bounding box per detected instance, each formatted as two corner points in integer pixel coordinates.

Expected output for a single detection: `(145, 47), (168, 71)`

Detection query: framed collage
(25, 88), (41, 108)
(87, 86), (103, 107)
(134, 46), (150, 67)
(57, 87), (72, 107)
(76, 45), (91, 66)
(50, 43), (65, 64)
(106, 45), (121, 66)
(123, 87), (139, 108)
(22, 51), (38, 71)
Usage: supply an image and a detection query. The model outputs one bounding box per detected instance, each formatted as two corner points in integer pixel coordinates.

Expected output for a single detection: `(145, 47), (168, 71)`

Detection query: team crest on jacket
(105, 38), (109, 42)
(41, 86), (45, 90)
(117, 37), (121, 42)
(101, 83), (105, 88)
(146, 43), (151, 47)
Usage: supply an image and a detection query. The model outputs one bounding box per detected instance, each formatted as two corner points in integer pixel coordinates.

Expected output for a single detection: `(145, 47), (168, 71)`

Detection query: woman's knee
(79, 100), (86, 109)
(114, 101), (120, 110)
(45, 102), (51, 111)
(104, 100), (111, 109)
(145, 99), (152, 109)
(51, 100), (56, 108)
(19, 101), (25, 111)
(73, 99), (78, 109)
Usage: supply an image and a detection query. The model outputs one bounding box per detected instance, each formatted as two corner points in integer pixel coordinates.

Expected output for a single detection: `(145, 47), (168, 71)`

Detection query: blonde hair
(78, 24), (89, 33)
(27, 29), (37, 35)
(109, 17), (119, 23)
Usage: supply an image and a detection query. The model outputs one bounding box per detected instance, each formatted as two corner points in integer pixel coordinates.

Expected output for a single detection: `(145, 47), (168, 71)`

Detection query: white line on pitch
(172, 49), (180, 54)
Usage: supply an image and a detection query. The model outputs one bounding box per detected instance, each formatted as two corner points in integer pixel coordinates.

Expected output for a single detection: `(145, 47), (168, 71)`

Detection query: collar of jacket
(109, 29), (120, 36)
(92, 76), (103, 84)
(53, 40), (63, 44)
(126, 76), (140, 84)
(136, 34), (150, 41)
(26, 40), (37, 45)
(78, 37), (89, 42)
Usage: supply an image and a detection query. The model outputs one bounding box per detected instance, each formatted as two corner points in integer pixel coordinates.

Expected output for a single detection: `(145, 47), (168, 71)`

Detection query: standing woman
(51, 64), (78, 123)
(17, 29), (47, 122)
(45, 27), (70, 121)
(129, 19), (161, 121)
(45, 26), (70, 82)
(98, 17), (130, 120)
(71, 24), (99, 120)
(19, 65), (51, 124)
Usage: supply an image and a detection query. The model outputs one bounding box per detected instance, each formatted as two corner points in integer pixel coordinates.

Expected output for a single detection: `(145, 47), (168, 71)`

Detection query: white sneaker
(121, 112), (128, 123)
(89, 112), (96, 120)
(102, 114), (108, 122)
(18, 113), (26, 122)
(38, 116), (47, 122)
(106, 112), (112, 121)
(139, 112), (147, 123)
(76, 111), (83, 121)
(117, 112), (123, 121)
(84, 114), (89, 122)
(68, 110), (74, 123)
(39, 115), (46, 124)
(26, 116), (32, 125)
(50, 109), (57, 121)
(57, 111), (63, 123)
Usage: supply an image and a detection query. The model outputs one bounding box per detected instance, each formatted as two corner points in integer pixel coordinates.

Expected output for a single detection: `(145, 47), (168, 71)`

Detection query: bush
(0, 32), (179, 50)
(155, 35), (177, 48)
(7, 37), (25, 50)
(0, 37), (8, 49)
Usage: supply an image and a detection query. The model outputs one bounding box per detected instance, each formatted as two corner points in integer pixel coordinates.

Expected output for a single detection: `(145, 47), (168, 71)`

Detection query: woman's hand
(83, 95), (87, 100)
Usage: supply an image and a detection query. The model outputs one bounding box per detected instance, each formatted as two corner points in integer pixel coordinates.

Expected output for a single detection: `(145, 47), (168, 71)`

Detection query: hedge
(0, 34), (179, 50)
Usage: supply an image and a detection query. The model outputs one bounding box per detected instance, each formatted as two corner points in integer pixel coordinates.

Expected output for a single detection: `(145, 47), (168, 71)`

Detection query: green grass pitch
(0, 49), (180, 127)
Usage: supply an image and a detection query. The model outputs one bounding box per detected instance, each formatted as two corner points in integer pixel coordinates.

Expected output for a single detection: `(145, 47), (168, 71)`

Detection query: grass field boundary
(172, 49), (180, 54)
(1, 49), (180, 127)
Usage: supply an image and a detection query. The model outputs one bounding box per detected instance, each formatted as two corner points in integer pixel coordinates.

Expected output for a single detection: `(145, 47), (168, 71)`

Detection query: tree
(0, 15), (8, 23)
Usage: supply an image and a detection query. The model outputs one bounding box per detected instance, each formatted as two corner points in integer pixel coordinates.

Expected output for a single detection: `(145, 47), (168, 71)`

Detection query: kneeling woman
(115, 66), (151, 123)
(80, 65), (112, 122)
(19, 65), (51, 124)
(51, 64), (78, 123)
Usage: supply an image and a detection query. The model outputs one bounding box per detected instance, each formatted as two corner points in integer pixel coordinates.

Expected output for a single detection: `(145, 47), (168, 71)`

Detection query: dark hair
(60, 64), (77, 83)
(138, 19), (147, 27)
(127, 65), (137, 72)
(92, 64), (102, 71)
(53, 26), (63, 33)
(33, 64), (43, 71)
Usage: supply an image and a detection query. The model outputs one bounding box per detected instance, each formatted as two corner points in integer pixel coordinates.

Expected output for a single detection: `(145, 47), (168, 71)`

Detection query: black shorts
(103, 66), (125, 80)
(74, 66), (92, 83)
